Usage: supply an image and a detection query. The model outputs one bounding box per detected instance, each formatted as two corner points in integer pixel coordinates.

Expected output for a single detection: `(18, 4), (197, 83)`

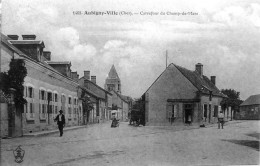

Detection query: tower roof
(108, 65), (120, 79)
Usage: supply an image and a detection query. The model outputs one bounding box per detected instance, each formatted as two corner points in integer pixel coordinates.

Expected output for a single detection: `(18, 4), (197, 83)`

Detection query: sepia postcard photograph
(0, 0), (260, 165)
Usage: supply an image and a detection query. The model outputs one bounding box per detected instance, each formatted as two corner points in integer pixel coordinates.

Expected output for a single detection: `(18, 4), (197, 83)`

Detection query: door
(184, 104), (192, 124)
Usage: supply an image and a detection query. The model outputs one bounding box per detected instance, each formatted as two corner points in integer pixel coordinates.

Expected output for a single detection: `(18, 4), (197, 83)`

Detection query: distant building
(141, 63), (226, 126)
(105, 65), (121, 94)
(110, 90), (130, 121)
(78, 71), (112, 123)
(104, 65), (132, 120)
(237, 94), (260, 120)
(1, 34), (83, 137)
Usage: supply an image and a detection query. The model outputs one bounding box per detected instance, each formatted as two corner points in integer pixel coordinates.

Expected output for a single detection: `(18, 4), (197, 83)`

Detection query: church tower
(105, 65), (121, 94)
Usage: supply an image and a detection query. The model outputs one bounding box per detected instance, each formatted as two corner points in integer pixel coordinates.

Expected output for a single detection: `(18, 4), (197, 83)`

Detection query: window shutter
(26, 86), (27, 97)
(39, 103), (41, 114)
(23, 86), (26, 97)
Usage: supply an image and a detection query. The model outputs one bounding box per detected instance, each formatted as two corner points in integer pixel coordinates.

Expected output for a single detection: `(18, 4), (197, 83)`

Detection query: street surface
(1, 120), (259, 166)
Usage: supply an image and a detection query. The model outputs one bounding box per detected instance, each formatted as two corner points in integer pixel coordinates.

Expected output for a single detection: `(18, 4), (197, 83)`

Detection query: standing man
(54, 110), (65, 136)
(218, 111), (224, 129)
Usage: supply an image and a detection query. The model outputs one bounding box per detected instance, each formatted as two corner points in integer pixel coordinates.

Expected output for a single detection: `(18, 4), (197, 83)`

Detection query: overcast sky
(2, 0), (260, 100)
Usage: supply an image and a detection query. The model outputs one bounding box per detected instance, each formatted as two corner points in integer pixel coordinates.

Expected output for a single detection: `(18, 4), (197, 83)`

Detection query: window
(28, 87), (34, 98)
(68, 107), (72, 118)
(74, 108), (77, 118)
(28, 103), (34, 118)
(40, 90), (45, 100)
(47, 92), (52, 101)
(39, 104), (46, 119)
(55, 106), (58, 114)
(55, 94), (58, 102)
(74, 98), (77, 105)
(69, 97), (72, 104)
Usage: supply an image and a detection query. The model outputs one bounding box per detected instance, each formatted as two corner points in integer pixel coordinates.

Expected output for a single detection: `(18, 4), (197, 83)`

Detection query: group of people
(53, 109), (225, 137)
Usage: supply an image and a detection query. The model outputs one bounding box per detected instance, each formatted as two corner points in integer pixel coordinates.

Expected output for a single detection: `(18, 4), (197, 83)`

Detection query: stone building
(104, 65), (132, 120)
(1, 34), (83, 137)
(141, 63), (226, 126)
(237, 94), (260, 120)
(105, 65), (121, 93)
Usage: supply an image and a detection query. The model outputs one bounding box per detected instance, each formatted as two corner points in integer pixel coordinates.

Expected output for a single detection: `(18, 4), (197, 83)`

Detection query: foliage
(220, 89), (243, 111)
(0, 59), (27, 108)
(80, 90), (94, 122)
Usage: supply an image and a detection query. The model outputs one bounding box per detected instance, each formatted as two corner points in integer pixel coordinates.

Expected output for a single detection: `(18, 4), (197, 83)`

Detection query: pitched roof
(9, 40), (45, 47)
(144, 63), (226, 98)
(112, 90), (128, 103)
(174, 64), (226, 97)
(240, 94), (260, 106)
(45, 61), (71, 65)
(108, 65), (120, 79)
(1, 33), (78, 85)
(1, 34), (27, 56)
(78, 77), (112, 99)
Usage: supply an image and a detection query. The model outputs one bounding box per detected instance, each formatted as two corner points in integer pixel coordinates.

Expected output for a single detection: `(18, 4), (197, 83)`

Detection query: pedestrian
(218, 111), (224, 129)
(111, 116), (119, 128)
(54, 110), (65, 136)
(187, 115), (192, 126)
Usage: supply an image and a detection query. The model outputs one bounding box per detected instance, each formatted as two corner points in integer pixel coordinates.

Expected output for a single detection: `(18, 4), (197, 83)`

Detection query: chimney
(7, 35), (19, 40)
(84, 71), (90, 80)
(195, 63), (203, 76)
(71, 72), (78, 82)
(43, 51), (51, 61)
(22, 34), (36, 40)
(91, 76), (96, 84)
(210, 76), (216, 85)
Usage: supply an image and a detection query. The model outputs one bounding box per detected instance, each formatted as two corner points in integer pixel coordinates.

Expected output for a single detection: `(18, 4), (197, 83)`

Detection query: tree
(0, 59), (27, 110)
(80, 90), (94, 124)
(220, 89), (243, 120)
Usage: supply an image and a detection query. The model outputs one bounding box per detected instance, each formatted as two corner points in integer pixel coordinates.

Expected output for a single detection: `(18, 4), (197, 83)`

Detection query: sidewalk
(22, 121), (112, 137)
(18, 120), (244, 137)
(23, 125), (85, 137)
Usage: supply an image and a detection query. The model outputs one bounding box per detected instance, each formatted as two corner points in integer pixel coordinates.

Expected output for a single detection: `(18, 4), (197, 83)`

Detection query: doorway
(184, 104), (192, 124)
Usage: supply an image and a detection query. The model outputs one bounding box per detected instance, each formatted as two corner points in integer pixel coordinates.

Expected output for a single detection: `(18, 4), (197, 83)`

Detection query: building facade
(78, 71), (112, 124)
(237, 94), (260, 120)
(142, 63), (226, 126)
(1, 34), (83, 137)
(104, 65), (132, 120)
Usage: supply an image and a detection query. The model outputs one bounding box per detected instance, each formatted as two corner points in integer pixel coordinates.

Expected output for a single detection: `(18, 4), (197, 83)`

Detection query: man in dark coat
(54, 110), (65, 136)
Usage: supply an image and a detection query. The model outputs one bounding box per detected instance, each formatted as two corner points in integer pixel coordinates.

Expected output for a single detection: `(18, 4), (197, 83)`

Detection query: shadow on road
(222, 139), (259, 151)
(246, 132), (260, 140)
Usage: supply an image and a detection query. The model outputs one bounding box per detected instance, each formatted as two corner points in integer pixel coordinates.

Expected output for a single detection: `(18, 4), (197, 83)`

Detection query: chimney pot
(195, 63), (203, 77)
(91, 76), (96, 84)
(84, 71), (90, 80)
(7, 35), (19, 40)
(22, 34), (36, 40)
(211, 76), (216, 85)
